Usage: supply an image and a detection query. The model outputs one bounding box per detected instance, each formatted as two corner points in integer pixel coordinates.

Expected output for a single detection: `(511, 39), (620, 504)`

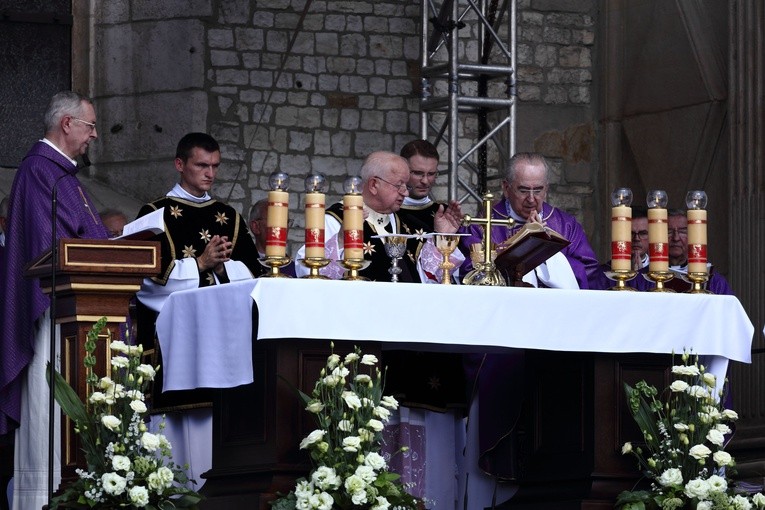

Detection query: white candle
(611, 204), (632, 271)
(648, 208), (668, 272)
(343, 194), (364, 260)
(304, 191), (325, 259)
(265, 190), (289, 258)
(687, 209), (707, 274)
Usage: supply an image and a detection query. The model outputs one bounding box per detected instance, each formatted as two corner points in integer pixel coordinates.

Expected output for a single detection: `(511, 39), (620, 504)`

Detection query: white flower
(351, 490), (368, 506)
(373, 406), (391, 421)
(338, 419), (354, 432)
(136, 364), (156, 380)
(716, 423), (732, 435)
(706, 429), (725, 446)
(371, 496), (391, 510)
(713, 450), (733, 467)
(343, 435), (362, 452)
(89, 391), (106, 404)
(707, 474), (728, 493)
(305, 401), (324, 413)
(129, 485), (150, 507)
(674, 423), (689, 432)
(381, 395), (399, 409)
(658, 468), (683, 487)
(344, 474), (366, 493)
(130, 399), (148, 414)
(684, 478), (709, 499)
(309, 492), (334, 510)
(672, 364), (700, 376)
(101, 472), (127, 495)
(687, 385), (711, 399)
(322, 375), (341, 387)
(156, 466), (173, 486)
(101, 415), (121, 431)
(110, 340), (129, 353)
(358, 428), (374, 442)
(110, 356), (130, 369)
(732, 494), (753, 510)
(327, 353), (341, 369)
(345, 352), (359, 363)
(670, 380), (689, 392)
(697, 501), (713, 510)
(689, 444), (712, 459)
(159, 434), (171, 449)
(367, 419), (384, 432)
(342, 391), (362, 410)
(722, 409), (739, 420)
(703, 372), (716, 387)
(99, 376), (115, 390)
(332, 366), (350, 378)
(365, 452), (387, 470)
(295, 479), (313, 498)
(361, 354), (378, 365)
(147, 471), (165, 492)
(355, 465), (377, 483)
(126, 389), (144, 400)
(752, 493), (765, 508)
(311, 466), (341, 490)
(355, 374), (372, 384)
(621, 442), (632, 455)
(140, 432), (161, 452)
(300, 429), (326, 449)
(111, 455), (131, 472)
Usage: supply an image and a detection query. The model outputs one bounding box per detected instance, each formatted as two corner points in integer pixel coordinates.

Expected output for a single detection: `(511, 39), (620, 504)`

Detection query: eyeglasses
(512, 185), (545, 198)
(632, 230), (649, 239)
(72, 117), (96, 132)
(669, 228), (688, 238)
(374, 176), (410, 194)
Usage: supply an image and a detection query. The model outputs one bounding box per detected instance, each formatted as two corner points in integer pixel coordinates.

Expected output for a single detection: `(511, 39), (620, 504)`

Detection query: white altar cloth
(155, 278), (754, 392)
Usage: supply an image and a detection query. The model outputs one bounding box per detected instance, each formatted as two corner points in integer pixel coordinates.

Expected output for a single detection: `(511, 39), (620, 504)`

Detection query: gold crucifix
(461, 191), (514, 285)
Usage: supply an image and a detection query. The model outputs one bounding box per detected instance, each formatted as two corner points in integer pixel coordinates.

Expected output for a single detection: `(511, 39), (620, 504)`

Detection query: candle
(686, 190), (708, 275)
(343, 194), (364, 260)
(304, 191), (325, 258)
(609, 188), (633, 271)
(647, 190), (669, 273)
(265, 189), (289, 257)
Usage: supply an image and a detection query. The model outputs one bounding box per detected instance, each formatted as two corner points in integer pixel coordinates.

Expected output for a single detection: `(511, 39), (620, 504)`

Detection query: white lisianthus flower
(101, 415), (121, 431)
(716, 423), (732, 435)
(136, 364), (156, 380)
(140, 432), (161, 452)
(687, 385), (711, 399)
(674, 423), (689, 432)
(658, 468), (683, 487)
(672, 364), (700, 376)
(345, 352), (359, 363)
(338, 419), (354, 432)
(621, 442), (632, 455)
(327, 353), (341, 369)
(295, 479), (313, 498)
(351, 490), (368, 506)
(311, 466), (341, 490)
(732, 494), (753, 510)
(129, 485), (150, 507)
(309, 492), (334, 510)
(358, 428), (374, 442)
(373, 406), (391, 421)
(344, 474), (366, 493)
(295, 496), (311, 510)
(689, 444), (712, 459)
(111, 455), (131, 472)
(305, 401), (324, 413)
(332, 366), (350, 378)
(381, 395), (399, 410)
(361, 354), (378, 365)
(130, 400), (148, 414)
(300, 429), (326, 449)
(704, 406), (721, 420)
(322, 374), (341, 387)
(342, 391), (362, 410)
(706, 429), (725, 446)
(147, 471), (165, 492)
(684, 478), (709, 499)
(343, 436), (362, 452)
(697, 501), (713, 510)
(156, 466), (173, 486)
(99, 377), (115, 390)
(158, 434), (171, 450)
(89, 391), (106, 404)
(110, 340), (129, 353)
(365, 452), (387, 470)
(703, 372), (716, 387)
(722, 409), (739, 420)
(752, 493), (765, 508)
(355, 465), (377, 483)
(670, 380), (689, 392)
(126, 389), (144, 400)
(371, 495), (391, 510)
(110, 356), (130, 369)
(355, 374), (372, 384)
(101, 472), (127, 495)
(713, 450), (733, 467)
(367, 419), (384, 432)
(707, 474), (728, 493)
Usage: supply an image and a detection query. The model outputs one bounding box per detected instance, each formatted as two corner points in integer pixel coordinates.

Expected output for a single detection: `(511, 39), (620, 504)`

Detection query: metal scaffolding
(419, 0), (517, 203)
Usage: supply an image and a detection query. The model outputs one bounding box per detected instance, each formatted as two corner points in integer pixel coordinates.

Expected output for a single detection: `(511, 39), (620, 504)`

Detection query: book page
(114, 207), (165, 240)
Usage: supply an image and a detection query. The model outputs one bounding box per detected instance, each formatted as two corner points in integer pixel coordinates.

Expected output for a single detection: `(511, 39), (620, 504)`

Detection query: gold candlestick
(646, 270), (675, 292)
(604, 269), (637, 291)
(337, 258), (371, 281)
(682, 272), (712, 294)
(462, 191), (514, 286)
(300, 256), (331, 279)
(258, 255), (293, 278)
(463, 244), (506, 286)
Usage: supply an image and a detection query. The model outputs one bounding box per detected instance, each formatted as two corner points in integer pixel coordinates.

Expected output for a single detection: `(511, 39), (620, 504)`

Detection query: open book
(494, 221), (570, 283)
(114, 207), (165, 240)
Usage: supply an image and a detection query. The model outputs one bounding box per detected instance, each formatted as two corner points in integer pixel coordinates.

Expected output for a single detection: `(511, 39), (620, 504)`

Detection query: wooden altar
(25, 238), (160, 482)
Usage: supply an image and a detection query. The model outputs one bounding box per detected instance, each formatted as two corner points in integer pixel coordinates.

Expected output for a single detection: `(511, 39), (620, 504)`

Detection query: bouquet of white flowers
(47, 317), (202, 509)
(270, 343), (420, 510)
(616, 351), (764, 510)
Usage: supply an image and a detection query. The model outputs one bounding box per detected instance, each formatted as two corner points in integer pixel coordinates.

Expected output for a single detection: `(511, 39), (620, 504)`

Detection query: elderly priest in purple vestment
(0, 91), (108, 510)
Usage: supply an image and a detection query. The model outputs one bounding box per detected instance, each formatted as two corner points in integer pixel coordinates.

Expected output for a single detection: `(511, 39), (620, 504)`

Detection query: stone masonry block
(219, 0), (251, 24)
(310, 93), (327, 106)
(211, 50), (240, 67)
(252, 11), (274, 27)
(572, 29), (595, 45)
(292, 32), (315, 54)
(327, 1), (373, 14)
(370, 35), (403, 58)
(275, 13), (299, 29)
(132, 0), (212, 20)
(387, 79), (413, 96)
(289, 131), (313, 151)
(518, 85), (541, 101)
(389, 18), (416, 34)
(287, 92), (309, 106)
(534, 45), (557, 67)
(532, 0), (593, 13)
(250, 70), (274, 87)
(319, 75), (340, 91)
(346, 15), (363, 32)
(235, 28), (264, 51)
(327, 57), (357, 74)
(275, 106), (299, 126)
(543, 26), (572, 45)
(267, 31), (289, 52)
(316, 33), (339, 55)
(364, 16), (389, 33)
(209, 29), (234, 48)
(331, 132), (352, 157)
(518, 66), (545, 83)
(369, 77), (387, 95)
(355, 131), (392, 157)
(340, 33), (367, 57)
(314, 131), (331, 155)
(385, 111), (408, 132)
(323, 109), (339, 128)
(242, 53), (261, 68)
(559, 46), (591, 67)
(325, 15), (346, 31)
(361, 110), (385, 131)
(296, 107), (322, 128)
(357, 59), (375, 76)
(340, 109), (360, 130)
(303, 14), (325, 31)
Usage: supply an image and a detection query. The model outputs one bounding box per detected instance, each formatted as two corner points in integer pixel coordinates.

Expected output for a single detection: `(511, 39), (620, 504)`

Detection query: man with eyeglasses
(459, 151), (599, 289)
(295, 150), (462, 281)
(0, 91), (108, 509)
(593, 206), (651, 289)
(247, 198), (296, 277)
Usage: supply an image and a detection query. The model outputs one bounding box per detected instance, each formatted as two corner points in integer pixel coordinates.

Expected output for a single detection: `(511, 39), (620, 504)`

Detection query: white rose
(111, 455), (131, 472)
(367, 419), (384, 432)
(128, 485), (150, 507)
(689, 444), (712, 459)
(658, 468), (683, 487)
(351, 490), (368, 506)
(101, 415), (121, 431)
(99, 377), (115, 390)
(101, 472), (127, 495)
(707, 474), (728, 493)
(332, 366), (350, 378)
(140, 432), (161, 452)
(342, 391), (362, 410)
(300, 429), (326, 449)
(110, 340), (129, 353)
(684, 478), (709, 499)
(711, 450), (732, 467)
(706, 429), (725, 446)
(342, 435), (362, 452)
(365, 452), (387, 470)
(130, 400), (148, 414)
(156, 466), (174, 486)
(89, 391), (106, 404)
(126, 389), (144, 400)
(110, 356), (130, 369)
(672, 365), (700, 376)
(371, 496), (391, 510)
(322, 375), (341, 387)
(716, 423), (732, 435)
(294, 480), (313, 498)
(670, 380), (689, 392)
(361, 354), (378, 365)
(344, 474), (365, 494)
(147, 471), (164, 492)
(687, 385), (711, 399)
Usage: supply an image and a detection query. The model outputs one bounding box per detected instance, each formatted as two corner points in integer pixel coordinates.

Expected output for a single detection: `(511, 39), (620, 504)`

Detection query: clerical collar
(41, 138), (77, 167)
(403, 196), (433, 207)
(167, 183), (211, 203)
(364, 205), (397, 234)
(504, 199), (552, 224)
(639, 253), (649, 269)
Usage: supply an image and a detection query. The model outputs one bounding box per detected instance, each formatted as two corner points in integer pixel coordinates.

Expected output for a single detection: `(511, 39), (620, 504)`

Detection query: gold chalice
(433, 233), (468, 285)
(258, 256), (293, 278)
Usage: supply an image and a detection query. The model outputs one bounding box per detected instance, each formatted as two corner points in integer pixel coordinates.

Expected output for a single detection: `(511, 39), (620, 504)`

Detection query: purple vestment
(459, 200), (600, 289)
(0, 141), (107, 435)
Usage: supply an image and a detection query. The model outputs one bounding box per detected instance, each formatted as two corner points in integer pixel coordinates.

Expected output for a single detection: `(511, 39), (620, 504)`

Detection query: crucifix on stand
(462, 191), (514, 286)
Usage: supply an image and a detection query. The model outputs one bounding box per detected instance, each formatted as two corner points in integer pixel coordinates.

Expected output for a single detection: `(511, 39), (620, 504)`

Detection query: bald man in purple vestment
(0, 91), (107, 509)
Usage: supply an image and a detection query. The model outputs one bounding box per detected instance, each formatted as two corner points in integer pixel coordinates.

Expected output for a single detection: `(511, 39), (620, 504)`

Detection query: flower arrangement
(616, 351), (764, 510)
(270, 343), (420, 510)
(47, 317), (202, 509)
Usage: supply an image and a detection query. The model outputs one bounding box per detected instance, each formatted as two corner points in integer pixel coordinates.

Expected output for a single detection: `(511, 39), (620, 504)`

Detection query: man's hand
(197, 235), (233, 276)
(527, 209), (546, 226)
(433, 200), (463, 233)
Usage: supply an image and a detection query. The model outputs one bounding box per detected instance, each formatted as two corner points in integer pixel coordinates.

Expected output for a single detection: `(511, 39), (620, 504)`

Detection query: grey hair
(504, 152), (551, 185)
(359, 151), (407, 184)
(43, 91), (92, 133)
(248, 198), (268, 222)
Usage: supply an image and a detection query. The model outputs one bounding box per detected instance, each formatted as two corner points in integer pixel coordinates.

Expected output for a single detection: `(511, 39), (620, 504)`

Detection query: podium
(25, 238), (160, 482)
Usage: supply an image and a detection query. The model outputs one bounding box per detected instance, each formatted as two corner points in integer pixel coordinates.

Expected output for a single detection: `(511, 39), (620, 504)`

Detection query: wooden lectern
(25, 238), (160, 482)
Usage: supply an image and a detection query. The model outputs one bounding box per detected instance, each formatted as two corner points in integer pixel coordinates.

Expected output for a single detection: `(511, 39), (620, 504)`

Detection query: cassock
(0, 140), (107, 509)
(135, 183), (260, 487)
(459, 199), (599, 289)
